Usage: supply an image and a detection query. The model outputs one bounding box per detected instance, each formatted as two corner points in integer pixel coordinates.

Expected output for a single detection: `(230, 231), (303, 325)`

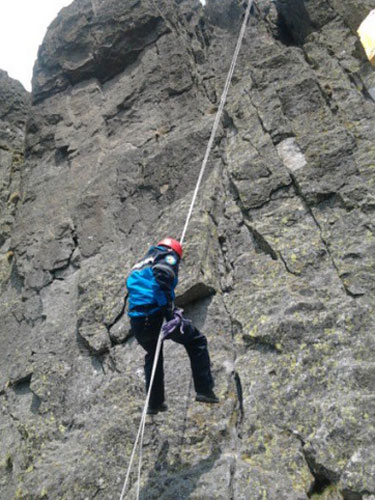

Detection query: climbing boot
(195, 390), (219, 404)
(147, 402), (168, 415)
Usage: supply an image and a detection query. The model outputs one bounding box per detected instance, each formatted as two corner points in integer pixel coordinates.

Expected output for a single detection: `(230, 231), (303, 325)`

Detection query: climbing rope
(119, 333), (164, 500)
(180, 0), (254, 244)
(119, 0), (254, 497)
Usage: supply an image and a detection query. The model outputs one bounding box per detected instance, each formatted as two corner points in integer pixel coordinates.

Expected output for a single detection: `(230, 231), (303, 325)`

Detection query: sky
(0, 0), (206, 92)
(0, 0), (74, 91)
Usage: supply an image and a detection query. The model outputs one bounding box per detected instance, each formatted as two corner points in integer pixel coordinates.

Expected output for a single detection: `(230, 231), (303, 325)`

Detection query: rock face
(0, 74), (30, 500)
(0, 70), (29, 257)
(1, 0), (375, 498)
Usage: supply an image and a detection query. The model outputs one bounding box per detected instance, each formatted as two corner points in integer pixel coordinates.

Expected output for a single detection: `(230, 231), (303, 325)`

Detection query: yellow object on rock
(358, 10), (375, 66)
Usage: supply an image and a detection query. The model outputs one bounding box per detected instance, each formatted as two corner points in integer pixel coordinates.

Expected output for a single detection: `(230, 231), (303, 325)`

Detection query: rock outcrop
(1, 0), (375, 499)
(0, 70), (29, 264)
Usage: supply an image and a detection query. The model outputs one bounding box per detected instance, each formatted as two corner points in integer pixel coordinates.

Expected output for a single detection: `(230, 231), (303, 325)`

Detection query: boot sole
(195, 395), (219, 404)
(147, 404), (168, 415)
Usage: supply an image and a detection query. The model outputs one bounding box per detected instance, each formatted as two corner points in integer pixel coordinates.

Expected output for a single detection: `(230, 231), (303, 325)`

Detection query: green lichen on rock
(1, 0), (375, 499)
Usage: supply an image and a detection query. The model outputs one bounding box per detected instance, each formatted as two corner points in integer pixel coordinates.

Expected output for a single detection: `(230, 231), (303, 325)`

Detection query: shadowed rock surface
(0, 71), (29, 260)
(1, 0), (375, 499)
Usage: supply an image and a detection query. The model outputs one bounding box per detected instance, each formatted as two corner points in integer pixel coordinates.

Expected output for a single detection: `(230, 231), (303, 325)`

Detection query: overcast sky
(0, 0), (74, 91)
(0, 0), (206, 92)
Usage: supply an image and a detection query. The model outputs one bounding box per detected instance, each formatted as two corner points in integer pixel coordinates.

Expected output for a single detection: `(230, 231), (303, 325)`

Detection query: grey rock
(341, 447), (375, 498)
(0, 71), (31, 390)
(277, 137), (307, 173)
(0, 71), (29, 249)
(1, 0), (375, 499)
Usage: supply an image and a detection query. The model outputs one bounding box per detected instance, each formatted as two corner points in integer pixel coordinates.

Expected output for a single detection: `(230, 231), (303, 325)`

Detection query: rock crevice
(1, 0), (375, 499)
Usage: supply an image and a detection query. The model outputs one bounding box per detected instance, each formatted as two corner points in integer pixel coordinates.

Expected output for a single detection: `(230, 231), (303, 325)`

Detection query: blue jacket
(126, 245), (180, 318)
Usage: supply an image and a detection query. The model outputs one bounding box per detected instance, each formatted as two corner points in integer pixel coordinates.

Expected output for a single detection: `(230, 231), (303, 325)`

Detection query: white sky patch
(0, 0), (206, 92)
(0, 0), (73, 91)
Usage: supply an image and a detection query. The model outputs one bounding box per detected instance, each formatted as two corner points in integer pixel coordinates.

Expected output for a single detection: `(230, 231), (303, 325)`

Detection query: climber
(126, 237), (218, 414)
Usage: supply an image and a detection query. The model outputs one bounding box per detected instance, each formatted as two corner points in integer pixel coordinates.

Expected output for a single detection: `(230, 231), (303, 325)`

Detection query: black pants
(131, 312), (214, 408)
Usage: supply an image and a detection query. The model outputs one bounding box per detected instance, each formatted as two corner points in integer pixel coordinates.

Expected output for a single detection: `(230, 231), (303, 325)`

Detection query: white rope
(119, 332), (164, 500)
(119, 1), (254, 497)
(180, 0), (254, 244)
(135, 331), (163, 500)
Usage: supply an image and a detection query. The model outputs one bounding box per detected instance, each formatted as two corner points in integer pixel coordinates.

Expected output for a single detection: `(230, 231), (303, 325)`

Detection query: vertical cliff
(0, 70), (29, 272)
(0, 69), (30, 500)
(1, 0), (375, 499)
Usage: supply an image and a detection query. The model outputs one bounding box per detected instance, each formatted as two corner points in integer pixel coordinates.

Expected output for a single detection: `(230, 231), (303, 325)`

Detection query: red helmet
(157, 238), (183, 258)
